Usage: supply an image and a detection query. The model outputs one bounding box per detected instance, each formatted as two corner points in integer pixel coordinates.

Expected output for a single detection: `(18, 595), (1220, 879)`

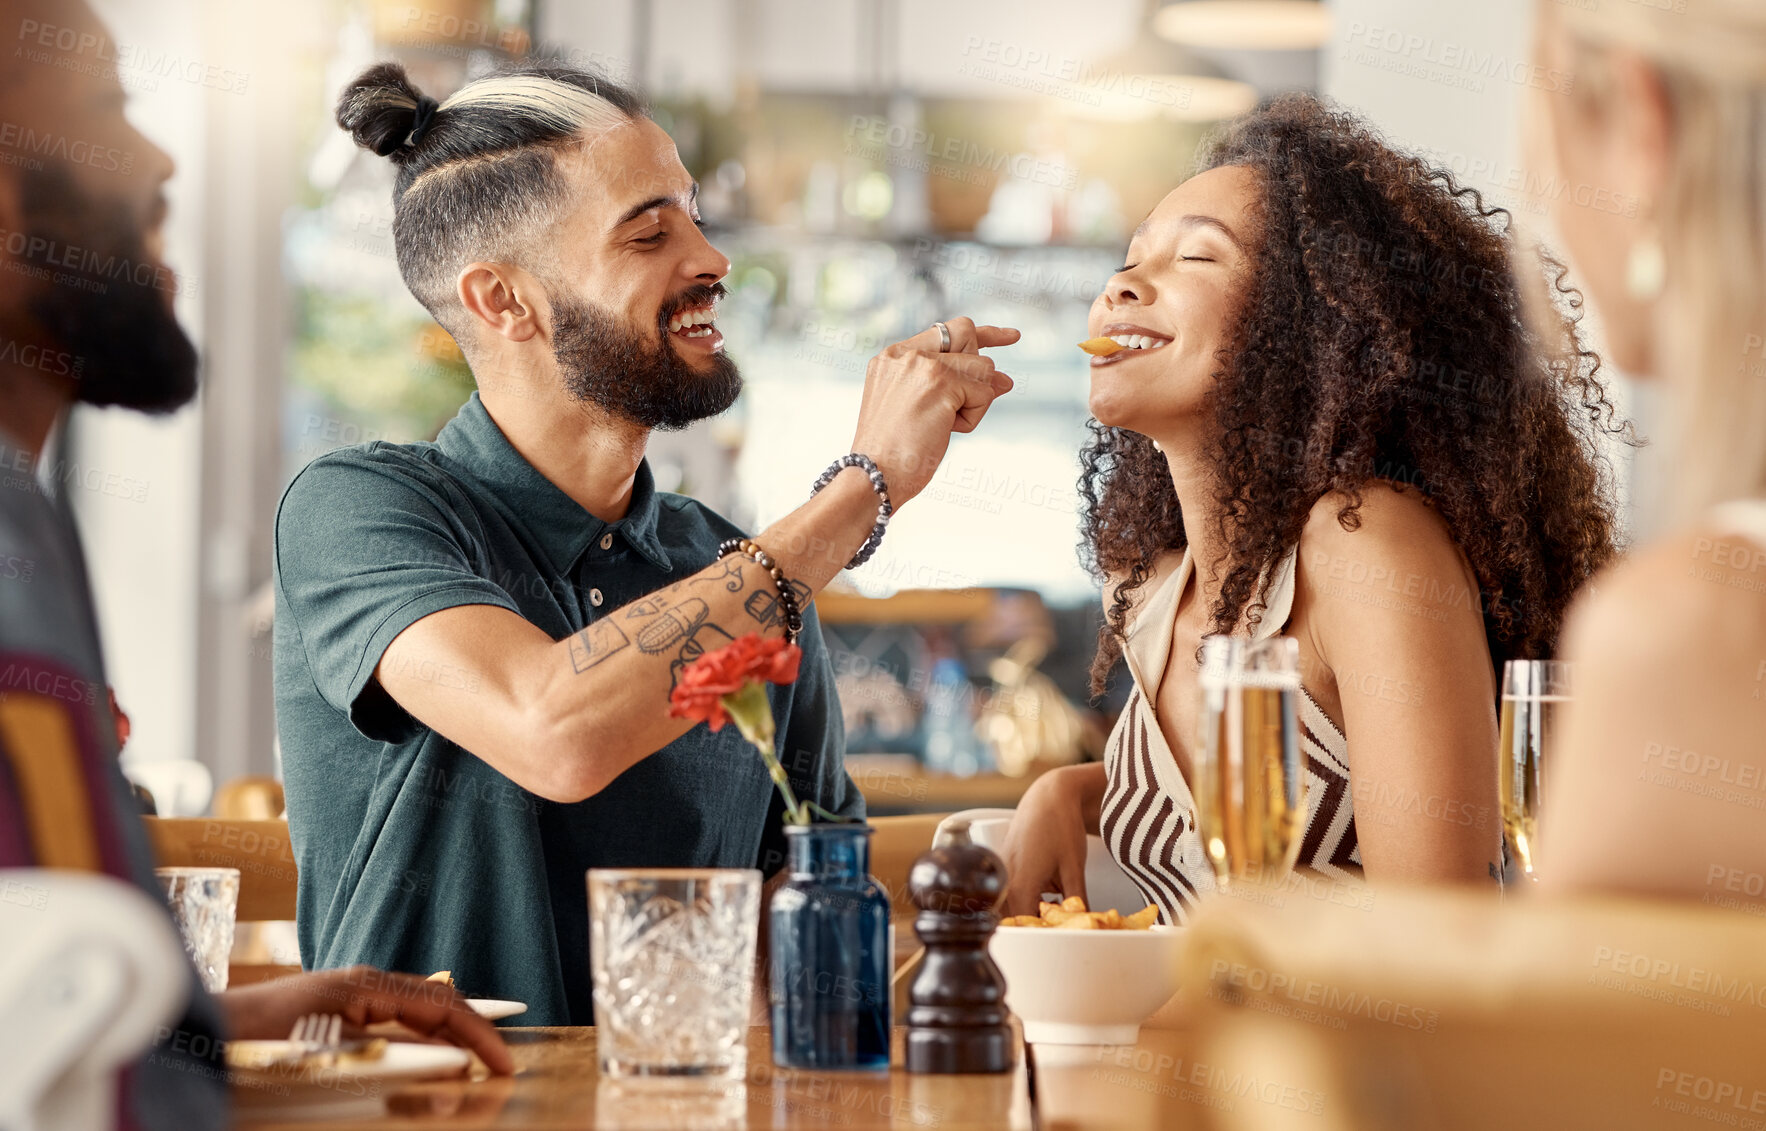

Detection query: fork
(287, 1013), (343, 1056)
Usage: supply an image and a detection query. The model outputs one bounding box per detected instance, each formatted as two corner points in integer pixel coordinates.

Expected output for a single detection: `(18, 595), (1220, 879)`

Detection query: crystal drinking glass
(589, 868), (761, 1080)
(155, 866), (240, 992)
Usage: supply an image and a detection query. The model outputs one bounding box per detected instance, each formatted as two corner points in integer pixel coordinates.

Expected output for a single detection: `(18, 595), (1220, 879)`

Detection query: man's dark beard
(551, 283), (741, 430)
(18, 162), (198, 413)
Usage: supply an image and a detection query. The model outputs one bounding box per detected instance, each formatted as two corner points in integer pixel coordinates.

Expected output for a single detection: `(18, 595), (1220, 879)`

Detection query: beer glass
(1499, 660), (1571, 882)
(1194, 636), (1308, 891)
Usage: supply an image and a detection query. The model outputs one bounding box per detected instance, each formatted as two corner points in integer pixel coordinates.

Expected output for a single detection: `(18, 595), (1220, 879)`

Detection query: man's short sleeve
(273, 449), (517, 743)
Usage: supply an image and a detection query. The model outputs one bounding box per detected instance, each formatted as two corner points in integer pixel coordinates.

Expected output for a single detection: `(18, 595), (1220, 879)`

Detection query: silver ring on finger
(933, 321), (951, 353)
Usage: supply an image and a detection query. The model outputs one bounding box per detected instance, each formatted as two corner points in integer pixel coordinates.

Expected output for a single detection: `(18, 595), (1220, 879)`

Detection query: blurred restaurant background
(74, 0), (1654, 819)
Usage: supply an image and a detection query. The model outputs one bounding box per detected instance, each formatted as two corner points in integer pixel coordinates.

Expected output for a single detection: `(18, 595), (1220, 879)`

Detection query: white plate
(467, 998), (528, 1021)
(226, 1039), (471, 1082)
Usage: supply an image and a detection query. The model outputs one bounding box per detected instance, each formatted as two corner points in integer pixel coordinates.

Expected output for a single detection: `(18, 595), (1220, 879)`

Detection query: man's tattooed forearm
(615, 591), (745, 687)
(744, 580), (812, 628)
(579, 572), (798, 686)
(688, 558), (745, 593)
(744, 589), (783, 628)
(629, 596), (711, 653)
(569, 620), (630, 673)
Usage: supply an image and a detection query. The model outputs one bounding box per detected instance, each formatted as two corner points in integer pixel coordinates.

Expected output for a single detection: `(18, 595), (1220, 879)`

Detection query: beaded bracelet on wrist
(717, 537), (804, 645)
(809, 452), (892, 569)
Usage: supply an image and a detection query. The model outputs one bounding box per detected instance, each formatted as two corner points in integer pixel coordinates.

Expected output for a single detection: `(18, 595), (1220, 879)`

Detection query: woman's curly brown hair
(1081, 94), (1628, 696)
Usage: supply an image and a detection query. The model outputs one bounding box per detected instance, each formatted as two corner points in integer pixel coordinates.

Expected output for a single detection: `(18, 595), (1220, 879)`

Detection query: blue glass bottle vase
(769, 823), (891, 1070)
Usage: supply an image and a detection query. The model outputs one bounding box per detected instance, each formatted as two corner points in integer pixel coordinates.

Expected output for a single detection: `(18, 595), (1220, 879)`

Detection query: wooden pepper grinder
(904, 819), (1014, 1074)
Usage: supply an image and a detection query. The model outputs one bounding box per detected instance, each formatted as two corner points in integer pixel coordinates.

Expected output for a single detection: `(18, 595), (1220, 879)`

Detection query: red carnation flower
(669, 633), (811, 824)
(669, 634), (802, 732)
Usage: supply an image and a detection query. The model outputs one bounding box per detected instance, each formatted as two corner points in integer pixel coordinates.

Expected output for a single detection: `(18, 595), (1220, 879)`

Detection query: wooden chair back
(145, 812), (959, 988)
(869, 812), (955, 1021)
(868, 812), (948, 920)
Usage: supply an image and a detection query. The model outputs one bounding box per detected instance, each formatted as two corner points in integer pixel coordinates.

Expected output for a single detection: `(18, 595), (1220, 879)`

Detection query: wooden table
(232, 1023), (1219, 1129)
(230, 889), (1766, 1129)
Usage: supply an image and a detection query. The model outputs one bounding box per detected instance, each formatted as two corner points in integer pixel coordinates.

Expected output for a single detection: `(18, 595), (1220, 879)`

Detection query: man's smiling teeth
(1110, 333), (1167, 351)
(668, 305), (718, 334)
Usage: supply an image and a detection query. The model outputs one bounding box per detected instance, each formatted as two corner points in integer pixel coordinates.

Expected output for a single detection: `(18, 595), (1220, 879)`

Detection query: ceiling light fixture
(1153, 1), (1333, 52)
(1072, 20), (1259, 123)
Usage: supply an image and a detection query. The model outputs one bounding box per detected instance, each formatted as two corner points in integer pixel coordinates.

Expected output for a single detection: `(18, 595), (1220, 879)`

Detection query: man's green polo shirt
(273, 392), (859, 1025)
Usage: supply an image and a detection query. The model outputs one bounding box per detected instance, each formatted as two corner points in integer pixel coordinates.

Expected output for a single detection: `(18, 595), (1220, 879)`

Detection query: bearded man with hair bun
(276, 59), (1016, 1024)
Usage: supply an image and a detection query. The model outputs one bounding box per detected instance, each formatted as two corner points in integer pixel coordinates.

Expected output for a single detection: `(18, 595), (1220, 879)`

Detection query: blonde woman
(1531, 1), (1766, 897)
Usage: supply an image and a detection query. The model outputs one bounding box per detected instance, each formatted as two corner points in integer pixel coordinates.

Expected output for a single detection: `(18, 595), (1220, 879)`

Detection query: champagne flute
(1194, 636), (1309, 891)
(1498, 660), (1571, 882)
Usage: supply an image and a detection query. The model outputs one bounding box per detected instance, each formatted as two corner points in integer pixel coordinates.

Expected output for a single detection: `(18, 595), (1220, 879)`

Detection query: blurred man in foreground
(0, 3), (512, 1127)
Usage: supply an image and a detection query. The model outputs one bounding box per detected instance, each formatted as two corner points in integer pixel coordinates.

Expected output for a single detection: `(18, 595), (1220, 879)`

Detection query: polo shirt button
(599, 533), (613, 550)
(589, 588), (604, 607)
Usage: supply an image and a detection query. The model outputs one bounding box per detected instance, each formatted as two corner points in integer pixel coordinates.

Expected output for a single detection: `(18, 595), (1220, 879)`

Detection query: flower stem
(802, 800), (855, 824)
(756, 743), (809, 826)
(723, 681), (809, 825)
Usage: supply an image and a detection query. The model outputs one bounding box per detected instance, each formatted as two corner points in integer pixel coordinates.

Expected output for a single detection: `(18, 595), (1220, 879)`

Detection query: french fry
(1010, 899), (1159, 930)
(1122, 905), (1160, 930)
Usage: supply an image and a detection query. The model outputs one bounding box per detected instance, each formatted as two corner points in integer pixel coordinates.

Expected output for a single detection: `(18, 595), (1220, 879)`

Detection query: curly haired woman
(1000, 95), (1625, 921)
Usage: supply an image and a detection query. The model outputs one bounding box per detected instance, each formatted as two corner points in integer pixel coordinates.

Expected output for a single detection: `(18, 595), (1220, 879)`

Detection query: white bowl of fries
(990, 897), (1182, 1045)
